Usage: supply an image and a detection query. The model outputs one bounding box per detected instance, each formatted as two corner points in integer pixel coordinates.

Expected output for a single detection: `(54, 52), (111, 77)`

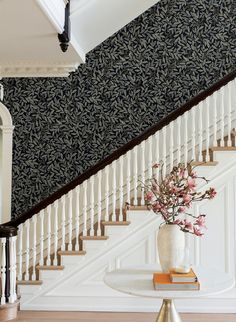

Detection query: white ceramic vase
(157, 224), (185, 272)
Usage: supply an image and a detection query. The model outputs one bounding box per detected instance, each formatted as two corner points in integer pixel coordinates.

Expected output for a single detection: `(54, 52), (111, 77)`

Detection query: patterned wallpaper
(2, 0), (236, 218)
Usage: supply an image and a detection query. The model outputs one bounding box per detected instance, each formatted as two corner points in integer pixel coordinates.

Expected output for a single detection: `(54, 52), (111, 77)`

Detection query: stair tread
(58, 250), (86, 256)
(80, 236), (109, 240)
(36, 265), (64, 270)
(102, 221), (130, 226)
(211, 146), (236, 151)
(191, 161), (218, 166)
(17, 280), (43, 285)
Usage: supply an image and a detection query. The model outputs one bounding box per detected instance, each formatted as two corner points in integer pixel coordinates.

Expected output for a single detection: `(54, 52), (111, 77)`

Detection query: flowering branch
(144, 162), (217, 237)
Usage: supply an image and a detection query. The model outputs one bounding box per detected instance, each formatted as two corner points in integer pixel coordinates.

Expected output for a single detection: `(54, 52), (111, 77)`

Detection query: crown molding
(0, 62), (80, 78)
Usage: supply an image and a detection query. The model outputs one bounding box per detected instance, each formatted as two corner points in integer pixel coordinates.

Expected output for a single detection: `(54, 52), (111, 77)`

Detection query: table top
(104, 264), (235, 299)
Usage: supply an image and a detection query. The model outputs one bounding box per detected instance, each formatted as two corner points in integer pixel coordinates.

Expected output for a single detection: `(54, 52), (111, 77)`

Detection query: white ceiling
(0, 0), (158, 77)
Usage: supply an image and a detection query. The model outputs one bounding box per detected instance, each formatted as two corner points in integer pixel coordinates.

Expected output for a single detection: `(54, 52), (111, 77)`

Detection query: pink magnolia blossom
(183, 219), (193, 230)
(195, 215), (207, 229)
(187, 178), (196, 191)
(183, 194), (191, 204)
(152, 202), (162, 212)
(178, 206), (185, 213)
(208, 187), (217, 199)
(145, 191), (155, 202)
(190, 170), (197, 178)
(174, 219), (183, 225)
(193, 226), (204, 236)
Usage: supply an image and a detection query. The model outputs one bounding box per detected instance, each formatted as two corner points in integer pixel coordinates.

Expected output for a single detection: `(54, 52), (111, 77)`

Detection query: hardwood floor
(12, 311), (236, 322)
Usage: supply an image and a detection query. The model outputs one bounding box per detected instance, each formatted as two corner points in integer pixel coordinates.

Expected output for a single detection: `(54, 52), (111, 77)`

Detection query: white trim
(0, 103), (14, 224)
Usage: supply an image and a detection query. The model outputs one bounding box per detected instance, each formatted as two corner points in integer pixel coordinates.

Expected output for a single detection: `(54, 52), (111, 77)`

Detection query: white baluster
(169, 123), (174, 170)
(53, 200), (58, 265)
(213, 92), (217, 147)
(90, 177), (95, 236)
(32, 216), (37, 280)
(112, 160), (117, 221)
(1, 238), (6, 304)
(46, 206), (51, 266)
(154, 131), (159, 178)
(162, 127), (167, 177)
(119, 156), (124, 221)
(133, 146), (138, 205)
(148, 136), (153, 179)
(227, 82), (232, 147)
(177, 117), (181, 164)
(198, 103), (203, 162)
(105, 166), (109, 222)
(220, 88), (225, 147)
(17, 224), (23, 281)
(68, 192), (73, 250)
(39, 209), (44, 265)
(126, 151), (131, 205)
(184, 113), (188, 165)
(191, 108), (196, 161)
(9, 236), (16, 303)
(205, 98), (210, 162)
(75, 186), (80, 250)
(25, 220), (30, 280)
(61, 196), (66, 251)
(83, 181), (88, 236)
(141, 141), (145, 205)
(12, 236), (17, 301)
(97, 171), (102, 236)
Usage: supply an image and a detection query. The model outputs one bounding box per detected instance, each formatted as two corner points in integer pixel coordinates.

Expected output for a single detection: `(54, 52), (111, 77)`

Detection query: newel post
(0, 225), (18, 305)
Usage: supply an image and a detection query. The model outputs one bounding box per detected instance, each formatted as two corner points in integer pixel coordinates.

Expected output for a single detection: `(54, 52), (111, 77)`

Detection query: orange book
(170, 268), (198, 283)
(153, 273), (200, 291)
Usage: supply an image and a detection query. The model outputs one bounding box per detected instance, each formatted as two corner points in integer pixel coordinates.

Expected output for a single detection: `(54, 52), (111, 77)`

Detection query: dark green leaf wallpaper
(2, 0), (236, 218)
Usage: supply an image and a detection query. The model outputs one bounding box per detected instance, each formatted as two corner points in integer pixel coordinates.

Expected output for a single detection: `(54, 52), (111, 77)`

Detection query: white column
(112, 160), (117, 221)
(82, 181), (88, 236)
(0, 125), (14, 224)
(39, 209), (44, 265)
(32, 216), (37, 280)
(75, 186), (80, 250)
(17, 224), (23, 281)
(61, 196), (66, 251)
(105, 166), (109, 222)
(25, 220), (30, 280)
(53, 200), (59, 265)
(90, 177), (95, 236)
(97, 171), (102, 236)
(46, 206), (52, 266)
(0, 238), (6, 304)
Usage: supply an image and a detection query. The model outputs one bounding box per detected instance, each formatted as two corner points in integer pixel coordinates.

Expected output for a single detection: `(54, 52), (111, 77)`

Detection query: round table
(104, 264), (234, 322)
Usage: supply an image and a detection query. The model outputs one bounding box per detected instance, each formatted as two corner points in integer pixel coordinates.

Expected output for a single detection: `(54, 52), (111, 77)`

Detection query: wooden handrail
(4, 67), (236, 227)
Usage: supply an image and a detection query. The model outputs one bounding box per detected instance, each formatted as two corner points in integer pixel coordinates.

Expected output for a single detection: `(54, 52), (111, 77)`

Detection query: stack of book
(153, 268), (200, 291)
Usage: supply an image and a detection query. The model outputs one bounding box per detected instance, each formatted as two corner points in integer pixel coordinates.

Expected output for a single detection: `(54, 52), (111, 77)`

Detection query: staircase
(1, 70), (236, 315)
